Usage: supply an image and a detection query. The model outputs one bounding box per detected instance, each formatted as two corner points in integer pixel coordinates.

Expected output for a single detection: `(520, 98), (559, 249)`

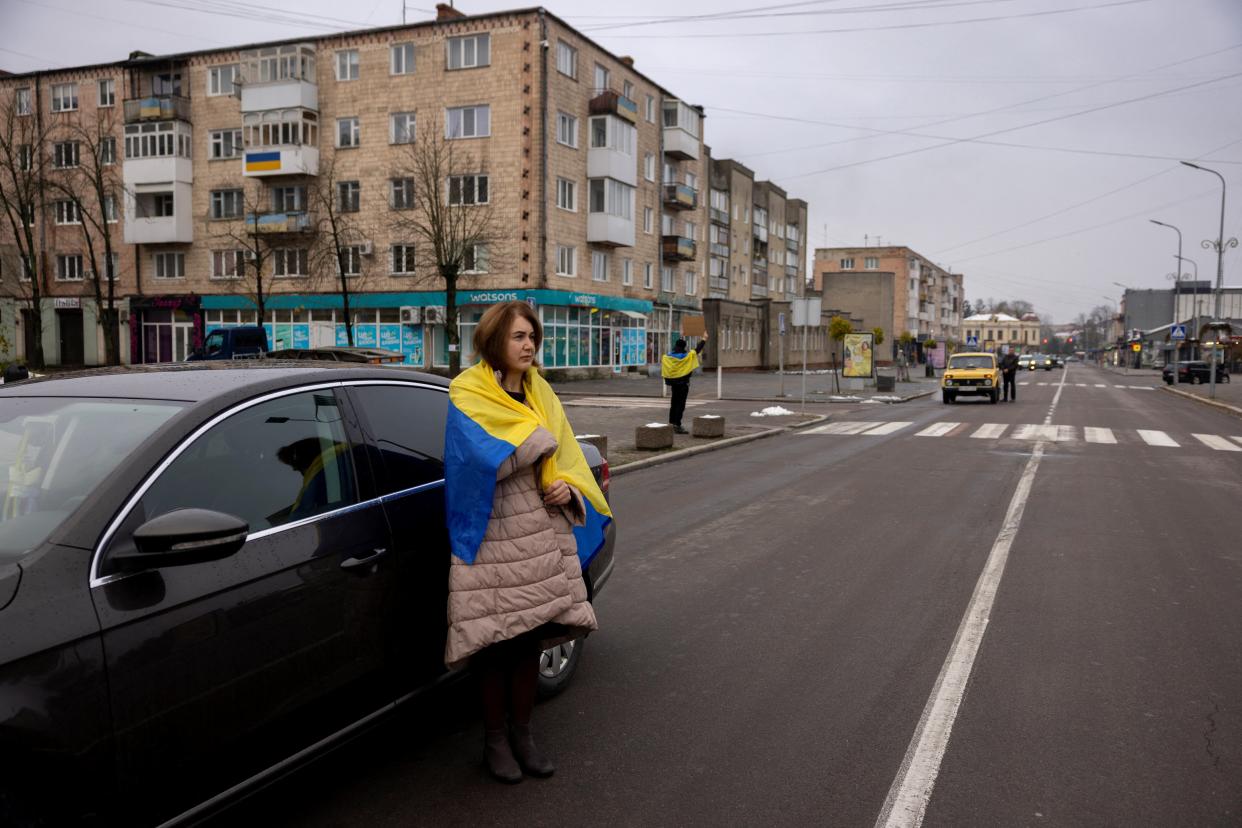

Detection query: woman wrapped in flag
(444, 300), (612, 784)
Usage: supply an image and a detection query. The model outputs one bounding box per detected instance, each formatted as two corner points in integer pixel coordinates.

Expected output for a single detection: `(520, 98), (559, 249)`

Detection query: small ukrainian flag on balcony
(245, 151), (282, 173)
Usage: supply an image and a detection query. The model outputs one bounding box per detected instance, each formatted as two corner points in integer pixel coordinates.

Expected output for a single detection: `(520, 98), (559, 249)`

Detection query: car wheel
(1192, 375), (1201, 384)
(990, 390), (999, 404)
(537, 637), (583, 700)
(942, 391), (953, 404)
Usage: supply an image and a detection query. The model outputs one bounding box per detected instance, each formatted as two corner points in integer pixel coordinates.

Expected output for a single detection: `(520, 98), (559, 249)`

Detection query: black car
(0, 364), (615, 826)
(1162, 360), (1230, 385)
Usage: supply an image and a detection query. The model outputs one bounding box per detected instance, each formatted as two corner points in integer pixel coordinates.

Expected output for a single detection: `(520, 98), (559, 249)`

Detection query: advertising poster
(843, 332), (874, 378)
(401, 324), (424, 365)
(379, 324), (401, 352)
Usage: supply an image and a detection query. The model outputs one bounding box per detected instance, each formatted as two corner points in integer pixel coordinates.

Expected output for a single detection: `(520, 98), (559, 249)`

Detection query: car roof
(0, 361), (449, 402)
(951, 352), (995, 358)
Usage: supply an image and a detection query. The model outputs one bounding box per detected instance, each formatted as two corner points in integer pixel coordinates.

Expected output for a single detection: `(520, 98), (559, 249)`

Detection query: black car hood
(0, 562), (19, 612)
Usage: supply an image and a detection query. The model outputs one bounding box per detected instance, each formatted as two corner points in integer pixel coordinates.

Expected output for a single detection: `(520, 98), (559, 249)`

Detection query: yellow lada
(941, 352), (1000, 404)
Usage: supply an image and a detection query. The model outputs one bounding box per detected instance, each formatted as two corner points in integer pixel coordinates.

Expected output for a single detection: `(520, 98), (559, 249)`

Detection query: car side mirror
(112, 508), (249, 573)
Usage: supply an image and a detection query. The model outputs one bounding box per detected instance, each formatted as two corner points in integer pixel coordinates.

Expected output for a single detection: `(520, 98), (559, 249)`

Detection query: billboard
(843, 332), (874, 378)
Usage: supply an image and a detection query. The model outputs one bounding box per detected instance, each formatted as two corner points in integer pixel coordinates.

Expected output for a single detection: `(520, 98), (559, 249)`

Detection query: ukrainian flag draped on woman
(445, 361), (612, 566)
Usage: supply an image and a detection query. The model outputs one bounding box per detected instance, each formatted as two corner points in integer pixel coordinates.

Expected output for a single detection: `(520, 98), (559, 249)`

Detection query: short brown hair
(472, 300), (543, 369)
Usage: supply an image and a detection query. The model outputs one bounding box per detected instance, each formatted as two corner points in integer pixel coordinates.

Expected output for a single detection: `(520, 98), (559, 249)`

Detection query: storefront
(131, 295), (201, 364)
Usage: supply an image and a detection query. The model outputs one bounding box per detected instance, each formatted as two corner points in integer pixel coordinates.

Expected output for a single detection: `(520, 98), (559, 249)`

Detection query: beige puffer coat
(445, 425), (599, 669)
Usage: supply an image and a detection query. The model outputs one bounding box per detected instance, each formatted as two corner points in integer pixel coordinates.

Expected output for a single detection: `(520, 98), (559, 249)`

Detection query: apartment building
(0, 5), (709, 373)
(814, 245), (963, 358)
(960, 312), (1040, 351)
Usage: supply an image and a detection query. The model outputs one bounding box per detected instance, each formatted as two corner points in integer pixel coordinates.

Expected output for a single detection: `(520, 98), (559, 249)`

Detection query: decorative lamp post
(1180, 162), (1238, 399)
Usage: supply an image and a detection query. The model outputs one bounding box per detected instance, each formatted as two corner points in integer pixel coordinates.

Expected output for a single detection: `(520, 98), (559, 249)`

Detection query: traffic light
(1042, 338), (1048, 344)
(1068, 337), (1074, 343)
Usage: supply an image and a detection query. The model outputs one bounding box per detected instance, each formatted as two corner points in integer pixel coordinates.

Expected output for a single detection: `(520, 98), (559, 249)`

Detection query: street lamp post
(1180, 162), (1239, 400)
(1150, 219), (1182, 384)
(1112, 281), (1134, 372)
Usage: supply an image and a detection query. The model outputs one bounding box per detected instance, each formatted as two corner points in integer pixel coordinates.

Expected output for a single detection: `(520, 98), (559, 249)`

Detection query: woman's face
(504, 314), (537, 374)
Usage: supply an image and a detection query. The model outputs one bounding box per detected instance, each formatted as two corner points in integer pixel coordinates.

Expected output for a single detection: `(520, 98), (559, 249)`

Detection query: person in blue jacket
(661, 337), (707, 434)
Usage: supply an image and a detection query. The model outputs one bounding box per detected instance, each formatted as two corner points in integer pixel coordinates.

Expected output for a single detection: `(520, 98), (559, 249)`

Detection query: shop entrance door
(57, 309), (85, 365)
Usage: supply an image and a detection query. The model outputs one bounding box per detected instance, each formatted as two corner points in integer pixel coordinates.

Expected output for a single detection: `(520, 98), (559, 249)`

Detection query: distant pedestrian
(662, 337), (707, 434)
(443, 301), (612, 784)
(1001, 350), (1019, 401)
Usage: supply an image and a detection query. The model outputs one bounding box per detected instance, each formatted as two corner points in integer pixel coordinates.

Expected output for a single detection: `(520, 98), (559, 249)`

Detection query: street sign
(965, 334), (979, 348)
(1170, 324), (1186, 340)
(791, 298), (821, 327)
(778, 312), (786, 336)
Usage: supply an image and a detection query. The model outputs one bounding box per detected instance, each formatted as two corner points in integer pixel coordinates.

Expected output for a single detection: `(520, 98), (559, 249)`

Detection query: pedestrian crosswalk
(563, 396), (706, 409)
(1016, 381), (1156, 391)
(799, 420), (1242, 452)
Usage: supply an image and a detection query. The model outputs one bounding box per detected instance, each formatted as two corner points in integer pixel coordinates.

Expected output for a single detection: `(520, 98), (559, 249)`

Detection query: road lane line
(1128, 386), (1156, 391)
(863, 421), (913, 436)
(875, 364), (1066, 828)
(916, 422), (960, 437)
(1232, 437), (1242, 448)
(1094, 383), (1107, 388)
(1018, 381), (1029, 386)
(1138, 429), (1179, 447)
(1084, 427), (1117, 444)
(1036, 382), (1048, 386)
(1075, 383), (1087, 387)
(970, 423), (1007, 439)
(1193, 434), (1242, 452)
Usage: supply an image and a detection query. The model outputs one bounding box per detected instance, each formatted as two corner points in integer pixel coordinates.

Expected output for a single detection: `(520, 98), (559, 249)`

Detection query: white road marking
(1233, 437), (1242, 448)
(876, 377), (1062, 828)
(1012, 424), (1076, 442)
(1036, 382), (1048, 386)
(863, 421), (913, 436)
(1018, 381), (1029, 386)
(1083, 427), (1116, 444)
(916, 422), (960, 437)
(802, 421), (882, 435)
(1075, 383), (1087, 387)
(565, 396), (705, 408)
(1193, 433), (1242, 452)
(1094, 383), (1107, 388)
(1128, 386), (1156, 391)
(970, 423), (1008, 439)
(1138, 429), (1179, 447)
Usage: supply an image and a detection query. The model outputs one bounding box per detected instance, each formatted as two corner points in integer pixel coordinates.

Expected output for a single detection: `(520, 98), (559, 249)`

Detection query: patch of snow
(574, 433), (601, 439)
(643, 422), (668, 428)
(699, 414), (722, 419)
(750, 406), (796, 417)
(829, 395), (864, 402)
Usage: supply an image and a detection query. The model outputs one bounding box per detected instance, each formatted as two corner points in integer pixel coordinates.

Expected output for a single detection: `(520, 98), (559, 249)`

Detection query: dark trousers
(1002, 372), (1016, 401)
(669, 382), (689, 427)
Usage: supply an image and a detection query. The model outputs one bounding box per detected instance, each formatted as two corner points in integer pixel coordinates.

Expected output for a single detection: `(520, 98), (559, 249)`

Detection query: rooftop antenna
(864, 233), (869, 247)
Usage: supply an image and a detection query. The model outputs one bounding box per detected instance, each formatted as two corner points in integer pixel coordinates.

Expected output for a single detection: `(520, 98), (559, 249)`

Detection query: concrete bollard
(636, 423), (674, 450)
(574, 433), (608, 458)
(691, 414), (725, 438)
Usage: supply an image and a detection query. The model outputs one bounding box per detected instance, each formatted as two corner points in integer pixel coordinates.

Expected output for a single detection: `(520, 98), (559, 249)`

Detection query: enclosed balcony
(243, 211), (316, 234)
(587, 115), (637, 186)
(786, 264), (800, 280)
(124, 183), (193, 245)
(123, 95), (191, 124)
(587, 213), (635, 248)
(751, 270), (769, 298)
(662, 182), (698, 211)
(709, 206), (729, 225)
(662, 235), (696, 261)
(663, 101), (701, 160)
(239, 43), (318, 113)
(243, 146), (319, 178)
(589, 89), (638, 124)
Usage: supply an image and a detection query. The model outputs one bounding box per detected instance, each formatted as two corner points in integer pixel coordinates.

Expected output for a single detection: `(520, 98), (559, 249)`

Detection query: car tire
(537, 637), (583, 700)
(1192, 375), (1201, 384)
(942, 391), (954, 404)
(990, 390), (999, 404)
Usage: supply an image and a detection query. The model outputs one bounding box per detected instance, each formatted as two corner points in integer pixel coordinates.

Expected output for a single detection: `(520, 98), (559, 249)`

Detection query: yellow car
(941, 352), (1001, 404)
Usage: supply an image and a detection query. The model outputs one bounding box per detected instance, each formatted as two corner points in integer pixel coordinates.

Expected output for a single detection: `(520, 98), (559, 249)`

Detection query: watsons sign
(463, 291), (521, 304)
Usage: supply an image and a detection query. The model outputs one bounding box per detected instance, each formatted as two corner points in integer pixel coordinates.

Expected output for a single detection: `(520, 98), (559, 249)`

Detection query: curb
(610, 413), (831, 477)
(1160, 384), (1242, 418)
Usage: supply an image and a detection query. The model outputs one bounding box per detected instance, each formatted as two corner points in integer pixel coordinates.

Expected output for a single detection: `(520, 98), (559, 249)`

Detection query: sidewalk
(1099, 362), (1242, 414)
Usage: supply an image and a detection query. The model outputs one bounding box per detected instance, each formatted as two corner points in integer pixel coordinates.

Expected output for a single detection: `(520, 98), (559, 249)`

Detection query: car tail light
(598, 458), (610, 496)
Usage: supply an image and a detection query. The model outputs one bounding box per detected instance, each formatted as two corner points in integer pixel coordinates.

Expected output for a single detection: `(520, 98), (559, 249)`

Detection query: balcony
(662, 235), (696, 261)
(589, 89), (638, 124)
(709, 206), (729, 225)
(786, 264), (799, 279)
(662, 182), (698, 211)
(752, 223), (768, 242)
(663, 126), (699, 160)
(123, 95), (191, 124)
(751, 283), (768, 298)
(587, 213), (634, 248)
(752, 255), (768, 269)
(126, 214), (193, 245)
(243, 210), (316, 234)
(123, 182), (193, 245)
(243, 145), (319, 178)
(239, 43), (319, 113)
(786, 237), (799, 253)
(710, 242), (729, 258)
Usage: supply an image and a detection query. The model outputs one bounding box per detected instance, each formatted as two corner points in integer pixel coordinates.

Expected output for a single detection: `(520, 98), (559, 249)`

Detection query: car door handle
(340, 547), (389, 573)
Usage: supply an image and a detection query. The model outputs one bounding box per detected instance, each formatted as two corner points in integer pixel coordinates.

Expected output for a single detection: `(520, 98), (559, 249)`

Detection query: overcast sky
(3, 0), (1241, 323)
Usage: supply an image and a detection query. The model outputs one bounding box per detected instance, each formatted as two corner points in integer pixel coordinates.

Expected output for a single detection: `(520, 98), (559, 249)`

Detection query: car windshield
(0, 397), (184, 561)
(949, 355), (994, 369)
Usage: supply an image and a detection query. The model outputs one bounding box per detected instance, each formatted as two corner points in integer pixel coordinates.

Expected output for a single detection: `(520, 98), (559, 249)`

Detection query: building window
(335, 49), (360, 81)
(593, 63), (609, 91)
(447, 174), (488, 205)
(390, 112), (415, 144)
(556, 177), (576, 211)
(864, 256), (878, 269)
(840, 257), (854, 269)
(338, 246), (363, 276)
(623, 80), (634, 100)
(391, 177), (415, 210)
(622, 258), (633, 286)
(137, 192), (175, 218)
(153, 252), (185, 279)
(446, 105), (490, 139)
(274, 248), (309, 277)
(391, 244), (416, 275)
(272, 186), (306, 212)
(644, 152), (655, 181)
(51, 83), (78, 112)
(556, 245), (576, 277)
(15, 88), (31, 116)
(103, 195), (118, 223)
(337, 180), (360, 212)
(684, 270), (697, 295)
(661, 266), (674, 293)
(662, 213), (674, 235)
(125, 121), (192, 159)
(56, 254), (84, 281)
(645, 94), (655, 123)
(589, 115), (635, 155)
(591, 250), (609, 282)
(208, 65), (238, 96)
(685, 221), (697, 241)
(556, 111), (578, 147)
(209, 128), (242, 159)
(211, 250), (244, 279)
(17, 144), (31, 171)
(644, 207), (653, 234)
(556, 41), (577, 78)
(105, 253), (120, 281)
(337, 117), (360, 148)
(446, 33), (490, 70)
(644, 263), (654, 289)
(52, 141), (80, 168)
(463, 243), (489, 273)
(53, 200), (81, 225)
(209, 189), (244, 219)
(100, 137), (116, 165)
(588, 178), (633, 220)
(391, 42), (415, 75)
(97, 78), (115, 107)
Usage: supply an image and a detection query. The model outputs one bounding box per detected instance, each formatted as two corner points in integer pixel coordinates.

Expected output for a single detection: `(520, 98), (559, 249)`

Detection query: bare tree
(391, 122), (501, 376)
(0, 94), (50, 367)
(308, 156), (375, 347)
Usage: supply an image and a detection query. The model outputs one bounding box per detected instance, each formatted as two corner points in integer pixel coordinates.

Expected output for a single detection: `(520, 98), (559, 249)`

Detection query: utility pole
(1180, 162), (1238, 400)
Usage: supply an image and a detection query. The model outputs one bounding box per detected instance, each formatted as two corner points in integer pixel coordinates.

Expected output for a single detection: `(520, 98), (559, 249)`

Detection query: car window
(237, 331), (265, 350)
(948, 355), (994, 370)
(351, 385), (447, 494)
(141, 390), (358, 532)
(0, 398), (184, 561)
(204, 332), (224, 355)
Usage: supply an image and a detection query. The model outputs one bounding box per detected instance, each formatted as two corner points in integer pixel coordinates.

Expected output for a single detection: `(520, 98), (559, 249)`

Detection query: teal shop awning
(201, 289), (653, 314)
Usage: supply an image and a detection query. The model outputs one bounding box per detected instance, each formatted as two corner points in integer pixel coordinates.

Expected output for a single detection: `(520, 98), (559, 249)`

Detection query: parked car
(0, 364), (615, 826)
(1054, 356), (1065, 367)
(187, 326), (269, 361)
(942, 352), (1000, 404)
(1163, 360), (1230, 385)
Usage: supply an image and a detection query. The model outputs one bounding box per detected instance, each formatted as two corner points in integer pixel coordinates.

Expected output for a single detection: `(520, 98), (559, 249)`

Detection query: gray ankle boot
(509, 724), (555, 778)
(484, 728), (522, 784)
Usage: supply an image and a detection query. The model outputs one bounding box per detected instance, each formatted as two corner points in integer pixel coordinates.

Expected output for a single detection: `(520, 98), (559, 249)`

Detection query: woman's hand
(543, 479), (572, 506)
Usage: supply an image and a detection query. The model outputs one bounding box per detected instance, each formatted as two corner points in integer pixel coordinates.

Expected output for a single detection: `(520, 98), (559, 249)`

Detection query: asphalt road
(219, 362), (1241, 826)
